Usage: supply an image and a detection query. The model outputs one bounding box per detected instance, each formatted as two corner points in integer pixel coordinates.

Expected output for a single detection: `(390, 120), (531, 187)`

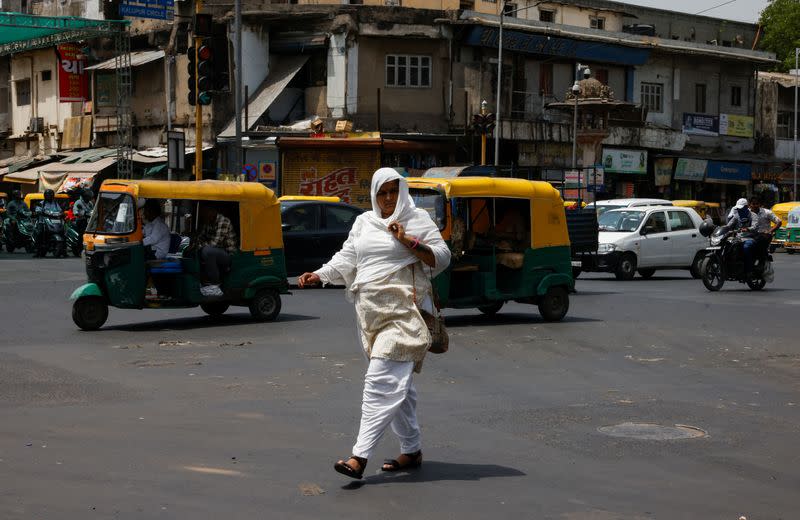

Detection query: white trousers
(351, 358), (421, 460)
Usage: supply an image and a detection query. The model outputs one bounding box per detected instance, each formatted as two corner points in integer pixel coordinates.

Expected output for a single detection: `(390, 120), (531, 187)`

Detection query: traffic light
(187, 45), (196, 106)
(196, 42), (213, 106)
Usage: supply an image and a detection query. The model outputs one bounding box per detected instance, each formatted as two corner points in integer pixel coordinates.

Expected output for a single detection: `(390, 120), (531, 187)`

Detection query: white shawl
(314, 168), (451, 295)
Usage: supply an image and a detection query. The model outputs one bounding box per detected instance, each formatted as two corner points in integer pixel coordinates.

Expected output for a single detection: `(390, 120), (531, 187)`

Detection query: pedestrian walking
(298, 167), (451, 479)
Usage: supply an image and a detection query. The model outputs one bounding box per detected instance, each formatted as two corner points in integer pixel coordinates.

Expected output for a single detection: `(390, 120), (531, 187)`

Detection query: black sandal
(381, 450), (422, 472)
(334, 456), (367, 479)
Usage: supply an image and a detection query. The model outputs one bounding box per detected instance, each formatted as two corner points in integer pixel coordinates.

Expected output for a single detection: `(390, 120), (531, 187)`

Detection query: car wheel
(690, 254), (704, 279)
(614, 254), (637, 281)
(249, 289), (281, 321)
(201, 302), (229, 316)
(637, 268), (656, 279)
(72, 296), (108, 331)
(478, 301), (504, 315)
(700, 257), (725, 292)
(537, 286), (569, 322)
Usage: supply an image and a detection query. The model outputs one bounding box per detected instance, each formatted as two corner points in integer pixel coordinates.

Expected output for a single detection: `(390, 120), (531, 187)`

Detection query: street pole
(794, 47), (798, 200)
(234, 0), (243, 181)
(194, 0), (203, 181)
(480, 100), (487, 165)
(494, 4), (503, 167)
(571, 86), (578, 169)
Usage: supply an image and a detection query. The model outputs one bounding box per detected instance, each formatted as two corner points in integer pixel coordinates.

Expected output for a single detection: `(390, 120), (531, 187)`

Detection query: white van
(593, 206), (708, 280)
(592, 198), (673, 217)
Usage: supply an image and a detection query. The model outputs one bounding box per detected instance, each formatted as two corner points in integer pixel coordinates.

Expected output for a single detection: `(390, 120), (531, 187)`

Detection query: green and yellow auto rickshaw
(770, 202), (800, 252)
(70, 180), (289, 330)
(783, 205), (800, 254)
(407, 177), (573, 321)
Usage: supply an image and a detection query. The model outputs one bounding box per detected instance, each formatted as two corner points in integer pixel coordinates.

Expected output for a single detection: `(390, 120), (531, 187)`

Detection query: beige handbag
(412, 265), (449, 354)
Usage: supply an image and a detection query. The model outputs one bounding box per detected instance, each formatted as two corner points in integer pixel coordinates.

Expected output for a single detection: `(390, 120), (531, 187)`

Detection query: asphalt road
(0, 251), (799, 519)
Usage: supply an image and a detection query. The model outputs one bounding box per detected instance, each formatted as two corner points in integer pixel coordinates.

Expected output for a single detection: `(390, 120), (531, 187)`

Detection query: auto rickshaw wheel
(201, 302), (229, 317)
(788, 250), (795, 255)
(249, 289), (281, 321)
(478, 301), (504, 315)
(538, 286), (569, 322)
(72, 296), (108, 331)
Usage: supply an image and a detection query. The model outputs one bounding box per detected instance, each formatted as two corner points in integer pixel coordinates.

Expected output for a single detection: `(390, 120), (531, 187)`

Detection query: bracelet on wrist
(409, 237), (420, 249)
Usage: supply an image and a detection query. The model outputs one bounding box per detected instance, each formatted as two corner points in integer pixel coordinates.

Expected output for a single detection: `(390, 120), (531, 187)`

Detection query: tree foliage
(759, 0), (800, 71)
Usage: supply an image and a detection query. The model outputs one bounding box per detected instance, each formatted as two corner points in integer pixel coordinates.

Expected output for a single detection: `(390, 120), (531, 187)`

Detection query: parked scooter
(34, 207), (67, 258)
(698, 221), (774, 291)
(3, 213), (36, 253)
(66, 220), (84, 257)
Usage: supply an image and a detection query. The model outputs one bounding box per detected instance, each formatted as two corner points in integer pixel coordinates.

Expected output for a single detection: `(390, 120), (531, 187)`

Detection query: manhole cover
(598, 422), (706, 440)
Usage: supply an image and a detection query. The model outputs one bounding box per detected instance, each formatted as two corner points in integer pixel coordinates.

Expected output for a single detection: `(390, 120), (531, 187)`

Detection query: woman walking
(298, 168), (450, 479)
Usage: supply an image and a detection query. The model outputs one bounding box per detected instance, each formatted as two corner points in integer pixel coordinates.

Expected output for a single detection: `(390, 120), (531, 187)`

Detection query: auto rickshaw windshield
(86, 192), (136, 234)
(410, 190), (446, 230)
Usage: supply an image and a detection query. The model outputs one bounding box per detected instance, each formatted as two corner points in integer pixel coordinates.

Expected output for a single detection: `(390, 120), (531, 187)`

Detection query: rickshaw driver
(189, 203), (238, 297)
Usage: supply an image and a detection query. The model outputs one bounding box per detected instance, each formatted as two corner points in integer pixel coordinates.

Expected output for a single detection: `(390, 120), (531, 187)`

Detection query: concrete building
(756, 71), (800, 201)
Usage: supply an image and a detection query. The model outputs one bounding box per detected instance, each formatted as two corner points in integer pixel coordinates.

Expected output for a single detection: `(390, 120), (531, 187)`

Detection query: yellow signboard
(720, 114), (754, 138)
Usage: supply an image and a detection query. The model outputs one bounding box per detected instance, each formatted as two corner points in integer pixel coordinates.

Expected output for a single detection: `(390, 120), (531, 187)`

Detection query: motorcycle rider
(6, 190), (29, 219)
(33, 189), (65, 257)
(72, 189), (94, 235)
(729, 196), (780, 276)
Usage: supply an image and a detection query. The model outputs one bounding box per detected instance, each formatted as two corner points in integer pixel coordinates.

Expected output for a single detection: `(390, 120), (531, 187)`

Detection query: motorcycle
(698, 222), (774, 291)
(66, 219), (86, 257)
(3, 214), (36, 253)
(34, 209), (67, 258)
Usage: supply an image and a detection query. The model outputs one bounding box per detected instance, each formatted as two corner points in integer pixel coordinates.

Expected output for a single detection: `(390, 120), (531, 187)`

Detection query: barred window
(640, 82), (663, 113)
(386, 54), (431, 88)
(777, 111), (793, 139)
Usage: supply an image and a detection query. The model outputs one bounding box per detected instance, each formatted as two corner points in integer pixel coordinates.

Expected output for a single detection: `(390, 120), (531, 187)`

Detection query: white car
(594, 206), (708, 280)
(592, 198), (673, 217)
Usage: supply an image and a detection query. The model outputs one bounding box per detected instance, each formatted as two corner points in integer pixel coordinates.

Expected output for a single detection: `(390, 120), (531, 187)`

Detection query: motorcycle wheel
(701, 257), (725, 292)
(746, 277), (766, 291)
(5, 242), (14, 253)
(72, 244), (82, 257)
(24, 243), (34, 254)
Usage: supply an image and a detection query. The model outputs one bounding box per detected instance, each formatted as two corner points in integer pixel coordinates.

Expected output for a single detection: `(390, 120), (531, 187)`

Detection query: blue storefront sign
(120, 0), (174, 20)
(705, 161), (751, 185)
(463, 26), (650, 66)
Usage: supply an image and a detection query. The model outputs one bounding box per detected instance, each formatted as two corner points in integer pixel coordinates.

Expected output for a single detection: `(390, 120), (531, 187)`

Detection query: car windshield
(598, 210), (644, 232)
(86, 192), (136, 234)
(410, 189), (446, 230)
(593, 204), (622, 217)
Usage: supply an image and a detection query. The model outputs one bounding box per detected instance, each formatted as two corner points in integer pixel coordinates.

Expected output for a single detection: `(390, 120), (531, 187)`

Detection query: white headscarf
(314, 168), (451, 294)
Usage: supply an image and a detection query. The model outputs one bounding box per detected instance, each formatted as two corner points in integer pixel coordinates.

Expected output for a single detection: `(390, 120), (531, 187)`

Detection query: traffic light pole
(194, 0), (203, 181)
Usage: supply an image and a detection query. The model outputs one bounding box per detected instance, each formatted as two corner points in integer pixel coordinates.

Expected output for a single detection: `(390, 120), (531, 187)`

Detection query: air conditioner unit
(29, 117), (44, 133)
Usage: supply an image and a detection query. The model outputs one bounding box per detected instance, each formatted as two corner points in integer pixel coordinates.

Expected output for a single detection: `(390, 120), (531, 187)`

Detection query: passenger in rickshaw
(188, 203), (238, 297)
(141, 199), (170, 260)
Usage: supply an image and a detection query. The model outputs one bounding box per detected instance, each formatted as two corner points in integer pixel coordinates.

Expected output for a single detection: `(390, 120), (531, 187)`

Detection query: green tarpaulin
(0, 12), (127, 55)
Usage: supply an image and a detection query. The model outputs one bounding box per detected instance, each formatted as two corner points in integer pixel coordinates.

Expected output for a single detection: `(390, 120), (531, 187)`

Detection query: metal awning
(218, 55), (309, 138)
(0, 12), (128, 55)
(86, 50), (165, 71)
(5, 157), (117, 188)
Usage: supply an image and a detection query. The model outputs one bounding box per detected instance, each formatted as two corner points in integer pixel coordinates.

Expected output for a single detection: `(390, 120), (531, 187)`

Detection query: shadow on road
(342, 461), (525, 489)
(444, 313), (602, 327)
(102, 313), (318, 332)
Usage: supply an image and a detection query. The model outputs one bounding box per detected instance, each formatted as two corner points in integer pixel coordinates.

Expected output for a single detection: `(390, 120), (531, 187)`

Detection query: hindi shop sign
(601, 148), (647, 175)
(56, 44), (88, 102)
(120, 0), (174, 20)
(682, 113), (719, 136)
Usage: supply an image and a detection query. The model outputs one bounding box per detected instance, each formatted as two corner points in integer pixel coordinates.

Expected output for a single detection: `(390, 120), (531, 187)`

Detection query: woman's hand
(298, 272), (321, 288)
(388, 222), (407, 244)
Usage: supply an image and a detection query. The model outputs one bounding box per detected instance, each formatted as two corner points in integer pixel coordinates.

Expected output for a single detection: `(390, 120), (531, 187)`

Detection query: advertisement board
(705, 161), (751, 185)
(682, 113), (719, 136)
(120, 0), (174, 19)
(56, 44), (88, 102)
(719, 114), (754, 138)
(602, 149), (647, 174)
(653, 157), (674, 186)
(673, 158), (707, 182)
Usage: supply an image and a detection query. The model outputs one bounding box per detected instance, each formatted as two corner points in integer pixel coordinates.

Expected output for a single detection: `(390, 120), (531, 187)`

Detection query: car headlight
(597, 243), (618, 253)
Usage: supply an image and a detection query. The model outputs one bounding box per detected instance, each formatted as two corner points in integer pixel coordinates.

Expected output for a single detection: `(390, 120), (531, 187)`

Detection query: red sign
(299, 167), (356, 204)
(56, 44), (88, 102)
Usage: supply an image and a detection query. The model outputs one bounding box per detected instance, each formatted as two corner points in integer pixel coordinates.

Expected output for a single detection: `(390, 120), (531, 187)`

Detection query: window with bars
(777, 111), (793, 139)
(730, 85), (742, 107)
(640, 82), (663, 113)
(539, 9), (555, 22)
(386, 55), (431, 88)
(590, 16), (605, 30)
(14, 79), (30, 107)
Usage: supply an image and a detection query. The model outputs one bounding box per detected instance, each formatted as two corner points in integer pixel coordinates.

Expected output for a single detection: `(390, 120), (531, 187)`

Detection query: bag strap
(411, 264), (417, 305)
